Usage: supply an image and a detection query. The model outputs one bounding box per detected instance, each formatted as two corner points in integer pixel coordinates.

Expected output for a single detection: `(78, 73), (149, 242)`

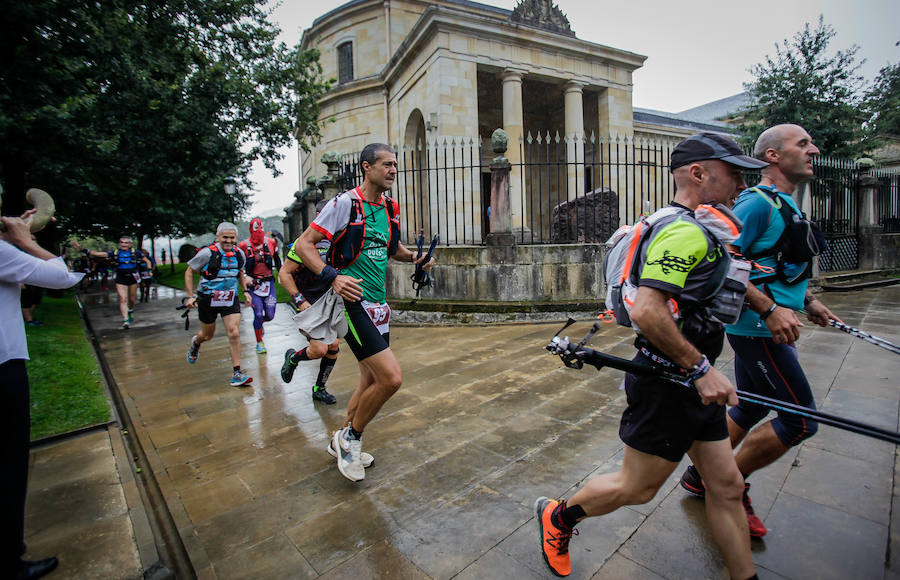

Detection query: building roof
(675, 92), (751, 124)
(632, 107), (732, 134)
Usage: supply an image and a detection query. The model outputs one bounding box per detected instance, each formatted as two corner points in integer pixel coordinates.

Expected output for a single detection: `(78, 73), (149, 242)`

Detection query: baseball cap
(670, 133), (769, 171)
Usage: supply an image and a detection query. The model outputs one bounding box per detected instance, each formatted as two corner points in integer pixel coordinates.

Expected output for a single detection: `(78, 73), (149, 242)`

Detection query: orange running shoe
(742, 483), (767, 538)
(534, 496), (576, 577)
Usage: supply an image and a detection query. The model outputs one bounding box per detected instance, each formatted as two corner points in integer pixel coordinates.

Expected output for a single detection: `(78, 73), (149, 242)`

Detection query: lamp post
(224, 176), (237, 220)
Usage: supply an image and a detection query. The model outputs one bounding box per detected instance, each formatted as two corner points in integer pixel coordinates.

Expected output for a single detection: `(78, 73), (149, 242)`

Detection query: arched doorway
(402, 110), (431, 239)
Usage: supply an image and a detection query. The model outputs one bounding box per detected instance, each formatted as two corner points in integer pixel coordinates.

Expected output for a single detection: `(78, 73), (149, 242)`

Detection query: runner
(183, 222), (254, 387)
(534, 133), (764, 579)
(73, 236), (151, 328)
(237, 218), (281, 354)
(279, 200), (342, 405)
(291, 143), (434, 482)
(138, 246), (155, 303)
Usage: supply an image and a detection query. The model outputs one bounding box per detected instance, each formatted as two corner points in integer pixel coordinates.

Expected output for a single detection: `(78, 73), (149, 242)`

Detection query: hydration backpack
(202, 244), (245, 280)
(603, 204), (749, 330)
(745, 187), (827, 285)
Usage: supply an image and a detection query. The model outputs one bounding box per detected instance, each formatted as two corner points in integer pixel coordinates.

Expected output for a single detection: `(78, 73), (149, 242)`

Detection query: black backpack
(201, 244), (245, 280)
(746, 187), (827, 285)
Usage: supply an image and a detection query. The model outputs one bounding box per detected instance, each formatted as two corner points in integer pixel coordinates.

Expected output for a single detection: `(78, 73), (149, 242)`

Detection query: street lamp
(224, 176), (237, 220)
(223, 176), (237, 196)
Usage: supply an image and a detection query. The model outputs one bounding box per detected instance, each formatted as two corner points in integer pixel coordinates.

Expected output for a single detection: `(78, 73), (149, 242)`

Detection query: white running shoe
(332, 427), (365, 482)
(327, 437), (374, 468)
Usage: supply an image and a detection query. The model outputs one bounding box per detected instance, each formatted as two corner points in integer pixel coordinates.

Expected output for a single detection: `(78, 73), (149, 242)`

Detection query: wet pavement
(25, 284), (900, 579)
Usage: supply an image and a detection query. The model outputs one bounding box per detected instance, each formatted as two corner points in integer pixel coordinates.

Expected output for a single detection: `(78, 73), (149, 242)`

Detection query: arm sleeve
(732, 193), (771, 254)
(187, 247), (211, 271)
(311, 194), (351, 240)
(0, 242), (84, 289)
(638, 220), (709, 296)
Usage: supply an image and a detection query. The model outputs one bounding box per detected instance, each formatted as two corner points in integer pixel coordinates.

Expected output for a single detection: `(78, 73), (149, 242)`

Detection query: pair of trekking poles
(546, 317), (900, 445)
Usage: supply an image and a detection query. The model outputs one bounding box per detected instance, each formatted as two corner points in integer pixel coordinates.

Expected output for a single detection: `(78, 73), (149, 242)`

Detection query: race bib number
(131, 272), (141, 283)
(253, 281), (271, 297)
(362, 300), (391, 334)
(211, 289), (236, 307)
(141, 271), (152, 280)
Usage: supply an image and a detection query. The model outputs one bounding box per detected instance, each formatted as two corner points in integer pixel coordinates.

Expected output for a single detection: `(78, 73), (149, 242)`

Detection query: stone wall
(385, 243), (605, 301)
(858, 229), (900, 270)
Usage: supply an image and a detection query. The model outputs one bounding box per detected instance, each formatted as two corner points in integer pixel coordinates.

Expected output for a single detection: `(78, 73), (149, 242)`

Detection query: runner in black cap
(535, 132), (764, 579)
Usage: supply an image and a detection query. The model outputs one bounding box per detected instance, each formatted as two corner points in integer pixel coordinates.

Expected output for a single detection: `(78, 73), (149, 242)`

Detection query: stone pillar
(598, 87), (635, 225)
(857, 158), (879, 270)
(502, 69), (527, 238)
(486, 129), (515, 247)
(320, 151), (342, 200)
(564, 81), (585, 198)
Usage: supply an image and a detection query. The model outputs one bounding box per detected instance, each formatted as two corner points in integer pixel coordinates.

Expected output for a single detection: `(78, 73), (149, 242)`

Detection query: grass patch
(155, 262), (290, 302)
(26, 293), (110, 440)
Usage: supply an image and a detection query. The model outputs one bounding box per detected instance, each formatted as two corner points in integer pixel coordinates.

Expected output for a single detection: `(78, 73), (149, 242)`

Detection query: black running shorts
(115, 271), (140, 286)
(343, 300), (390, 361)
(618, 352), (727, 463)
(196, 293), (241, 324)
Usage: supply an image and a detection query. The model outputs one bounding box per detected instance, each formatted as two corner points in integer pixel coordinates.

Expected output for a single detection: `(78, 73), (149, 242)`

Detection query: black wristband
(759, 303), (778, 321)
(318, 265), (338, 285)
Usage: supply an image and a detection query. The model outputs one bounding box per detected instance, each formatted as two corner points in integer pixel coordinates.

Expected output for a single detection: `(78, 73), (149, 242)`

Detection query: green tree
(0, 0), (331, 239)
(737, 16), (865, 157)
(862, 51), (900, 145)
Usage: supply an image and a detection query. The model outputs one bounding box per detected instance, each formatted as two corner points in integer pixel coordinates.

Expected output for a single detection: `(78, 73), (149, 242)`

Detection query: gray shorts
(293, 288), (347, 344)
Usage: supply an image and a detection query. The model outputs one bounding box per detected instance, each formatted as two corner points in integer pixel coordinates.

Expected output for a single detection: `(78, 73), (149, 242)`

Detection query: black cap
(670, 133), (769, 171)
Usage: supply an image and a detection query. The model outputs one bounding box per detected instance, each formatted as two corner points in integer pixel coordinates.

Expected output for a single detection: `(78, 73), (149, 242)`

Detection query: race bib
(211, 289), (236, 307)
(362, 300), (391, 334)
(253, 281), (271, 297)
(131, 272), (141, 283)
(141, 271), (152, 280)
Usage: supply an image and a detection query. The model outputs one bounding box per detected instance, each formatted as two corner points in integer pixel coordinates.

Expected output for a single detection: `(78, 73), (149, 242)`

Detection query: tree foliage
(862, 54), (900, 144)
(737, 16), (865, 157)
(0, 0), (331, 239)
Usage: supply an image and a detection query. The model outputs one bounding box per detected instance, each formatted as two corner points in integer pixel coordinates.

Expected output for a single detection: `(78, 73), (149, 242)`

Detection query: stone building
(298, 0), (672, 243)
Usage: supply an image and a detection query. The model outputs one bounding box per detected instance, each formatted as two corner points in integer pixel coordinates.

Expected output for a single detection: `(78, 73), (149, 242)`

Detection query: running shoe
(534, 497), (575, 577)
(281, 349), (297, 382)
(327, 437), (374, 468)
(230, 370), (253, 387)
(742, 483), (767, 538)
(256, 341), (267, 354)
(679, 465), (706, 498)
(122, 320), (130, 330)
(312, 385), (337, 404)
(187, 337), (200, 364)
(333, 427), (365, 482)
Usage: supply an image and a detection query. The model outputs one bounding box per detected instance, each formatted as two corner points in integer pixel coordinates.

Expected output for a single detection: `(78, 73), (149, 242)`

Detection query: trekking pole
(546, 320), (900, 446)
(410, 232), (439, 302)
(827, 319), (900, 356)
(798, 309), (900, 355)
(175, 297), (191, 330)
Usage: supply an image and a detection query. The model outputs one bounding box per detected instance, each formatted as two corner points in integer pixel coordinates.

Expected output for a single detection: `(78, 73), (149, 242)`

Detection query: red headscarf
(249, 218), (265, 245)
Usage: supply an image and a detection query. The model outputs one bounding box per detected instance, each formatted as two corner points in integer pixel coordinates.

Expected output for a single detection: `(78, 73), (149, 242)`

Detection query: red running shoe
(742, 483), (767, 538)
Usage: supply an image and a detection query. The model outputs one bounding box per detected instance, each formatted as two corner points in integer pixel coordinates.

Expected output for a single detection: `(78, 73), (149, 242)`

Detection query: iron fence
(872, 168), (900, 233)
(334, 136), (873, 257)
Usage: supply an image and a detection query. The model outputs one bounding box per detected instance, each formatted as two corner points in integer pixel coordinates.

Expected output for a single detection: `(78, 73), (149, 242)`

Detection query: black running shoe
(679, 465), (706, 498)
(312, 385), (336, 404)
(281, 349), (297, 382)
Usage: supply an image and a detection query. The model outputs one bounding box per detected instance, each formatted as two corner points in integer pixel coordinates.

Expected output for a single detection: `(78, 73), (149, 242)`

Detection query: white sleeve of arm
(0, 243), (85, 289)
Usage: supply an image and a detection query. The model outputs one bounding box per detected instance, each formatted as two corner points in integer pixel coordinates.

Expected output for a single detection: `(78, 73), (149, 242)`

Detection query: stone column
(486, 129), (515, 247)
(857, 158), (879, 270)
(564, 81), (585, 198)
(502, 69), (527, 238)
(598, 87), (635, 225)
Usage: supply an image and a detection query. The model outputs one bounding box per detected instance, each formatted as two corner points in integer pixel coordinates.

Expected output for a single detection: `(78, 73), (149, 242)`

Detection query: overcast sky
(246, 0), (899, 216)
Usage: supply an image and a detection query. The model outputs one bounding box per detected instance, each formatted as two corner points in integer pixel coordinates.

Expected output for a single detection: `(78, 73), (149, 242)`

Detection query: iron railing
(334, 136), (876, 254)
